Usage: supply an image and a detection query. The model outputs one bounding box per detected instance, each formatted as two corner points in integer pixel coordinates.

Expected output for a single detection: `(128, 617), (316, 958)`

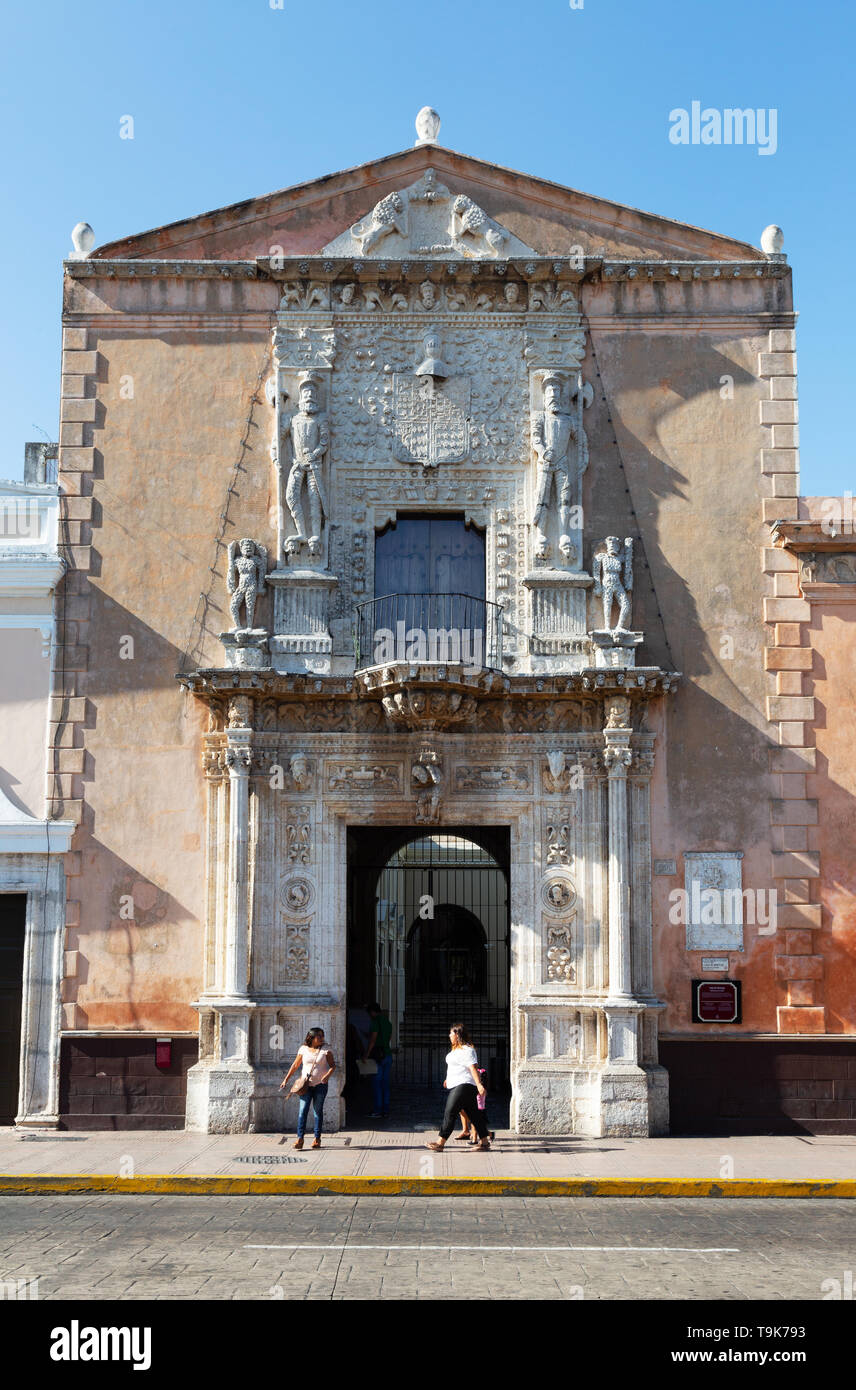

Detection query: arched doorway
(407, 905), (487, 997)
(346, 827), (510, 1118)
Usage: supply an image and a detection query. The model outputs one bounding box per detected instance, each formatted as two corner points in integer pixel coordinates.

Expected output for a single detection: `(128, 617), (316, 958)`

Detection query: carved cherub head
(340, 282), (356, 305)
(419, 281), (437, 308)
(504, 282), (520, 303)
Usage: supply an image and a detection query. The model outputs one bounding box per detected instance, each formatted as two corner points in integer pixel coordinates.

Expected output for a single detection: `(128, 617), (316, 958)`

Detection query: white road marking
(244, 1243), (740, 1254)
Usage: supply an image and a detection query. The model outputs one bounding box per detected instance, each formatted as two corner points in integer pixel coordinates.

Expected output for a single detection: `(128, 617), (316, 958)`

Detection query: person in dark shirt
(364, 1001), (393, 1119)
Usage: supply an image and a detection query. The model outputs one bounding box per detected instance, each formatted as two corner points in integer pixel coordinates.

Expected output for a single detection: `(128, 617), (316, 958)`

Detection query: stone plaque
(684, 851), (744, 952)
(653, 858), (677, 875)
(701, 956), (729, 973)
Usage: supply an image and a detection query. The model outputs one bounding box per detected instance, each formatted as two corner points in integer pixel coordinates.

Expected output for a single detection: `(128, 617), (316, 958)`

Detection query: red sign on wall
(155, 1038), (172, 1069)
(692, 980), (741, 1024)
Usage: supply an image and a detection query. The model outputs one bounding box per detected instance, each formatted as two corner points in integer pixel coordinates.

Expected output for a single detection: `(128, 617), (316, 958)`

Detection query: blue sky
(1, 0), (852, 494)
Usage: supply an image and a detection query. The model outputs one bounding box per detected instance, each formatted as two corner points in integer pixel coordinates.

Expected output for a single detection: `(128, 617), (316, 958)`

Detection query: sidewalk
(1, 1125), (855, 1196)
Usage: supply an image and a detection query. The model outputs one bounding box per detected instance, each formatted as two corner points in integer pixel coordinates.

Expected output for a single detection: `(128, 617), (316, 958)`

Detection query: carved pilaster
(602, 709), (633, 1006)
(224, 730), (252, 1002)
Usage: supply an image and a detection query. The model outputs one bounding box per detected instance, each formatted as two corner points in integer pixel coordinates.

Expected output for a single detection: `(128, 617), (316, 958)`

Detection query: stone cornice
(771, 519), (856, 552)
(64, 254), (787, 285)
(178, 665), (679, 702)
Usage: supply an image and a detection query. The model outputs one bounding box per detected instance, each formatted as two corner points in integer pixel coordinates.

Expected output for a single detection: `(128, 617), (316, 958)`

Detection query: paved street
(0, 1195), (854, 1300)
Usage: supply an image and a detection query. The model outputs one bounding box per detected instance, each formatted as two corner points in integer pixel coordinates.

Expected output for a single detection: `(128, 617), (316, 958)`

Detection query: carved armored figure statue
(282, 373), (330, 558)
(531, 372), (585, 562)
(226, 538), (267, 630)
(594, 536), (634, 631)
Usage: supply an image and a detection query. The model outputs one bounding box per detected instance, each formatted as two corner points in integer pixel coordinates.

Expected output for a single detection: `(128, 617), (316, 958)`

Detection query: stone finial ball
(70, 222), (95, 258)
(760, 224), (784, 255)
(415, 106), (441, 145)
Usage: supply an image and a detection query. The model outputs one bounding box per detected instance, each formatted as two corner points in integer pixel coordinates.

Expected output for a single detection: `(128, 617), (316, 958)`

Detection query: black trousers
(440, 1083), (488, 1141)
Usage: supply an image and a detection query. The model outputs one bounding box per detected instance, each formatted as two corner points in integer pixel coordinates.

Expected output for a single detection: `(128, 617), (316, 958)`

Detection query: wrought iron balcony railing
(354, 593), (504, 673)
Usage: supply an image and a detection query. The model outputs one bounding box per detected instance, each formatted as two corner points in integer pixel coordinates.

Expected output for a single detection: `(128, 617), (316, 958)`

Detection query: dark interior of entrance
(346, 827), (510, 1126)
(0, 895), (26, 1125)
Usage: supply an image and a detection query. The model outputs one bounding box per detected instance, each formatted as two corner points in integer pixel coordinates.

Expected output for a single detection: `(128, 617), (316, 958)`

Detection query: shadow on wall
(65, 832), (200, 1034)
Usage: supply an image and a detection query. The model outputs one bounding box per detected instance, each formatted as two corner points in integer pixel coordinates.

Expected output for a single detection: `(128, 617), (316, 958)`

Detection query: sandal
(454, 1133), (472, 1141)
(474, 1140), (491, 1151)
(425, 1141), (445, 1151)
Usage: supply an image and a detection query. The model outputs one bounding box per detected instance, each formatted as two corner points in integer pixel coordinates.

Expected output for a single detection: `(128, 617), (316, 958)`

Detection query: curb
(1, 1175), (854, 1198)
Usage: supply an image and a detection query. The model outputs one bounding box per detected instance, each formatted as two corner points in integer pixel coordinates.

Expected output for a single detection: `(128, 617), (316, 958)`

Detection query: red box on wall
(155, 1038), (172, 1069)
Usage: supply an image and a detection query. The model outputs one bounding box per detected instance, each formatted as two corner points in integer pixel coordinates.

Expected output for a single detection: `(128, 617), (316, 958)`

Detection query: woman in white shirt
(426, 1024), (490, 1152)
(280, 1027), (336, 1149)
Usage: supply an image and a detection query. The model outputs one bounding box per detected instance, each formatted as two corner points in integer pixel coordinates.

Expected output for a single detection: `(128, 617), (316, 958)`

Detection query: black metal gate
(347, 828), (510, 1118)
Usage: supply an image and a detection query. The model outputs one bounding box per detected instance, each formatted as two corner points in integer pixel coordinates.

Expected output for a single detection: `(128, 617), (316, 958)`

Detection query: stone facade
(7, 120), (853, 1136)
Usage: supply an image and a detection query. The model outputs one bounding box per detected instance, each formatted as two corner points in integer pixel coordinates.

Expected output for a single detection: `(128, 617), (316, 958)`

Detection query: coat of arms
(392, 331), (471, 467)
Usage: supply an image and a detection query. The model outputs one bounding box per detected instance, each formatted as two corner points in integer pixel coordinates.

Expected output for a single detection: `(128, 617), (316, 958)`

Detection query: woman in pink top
(280, 1027), (336, 1149)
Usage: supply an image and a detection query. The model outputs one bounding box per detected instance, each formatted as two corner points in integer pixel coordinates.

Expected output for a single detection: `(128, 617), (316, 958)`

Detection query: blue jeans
(372, 1055), (392, 1113)
(297, 1082), (328, 1141)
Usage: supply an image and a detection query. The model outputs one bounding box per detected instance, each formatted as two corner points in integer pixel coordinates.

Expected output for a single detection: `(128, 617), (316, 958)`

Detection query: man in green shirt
(364, 1001), (393, 1119)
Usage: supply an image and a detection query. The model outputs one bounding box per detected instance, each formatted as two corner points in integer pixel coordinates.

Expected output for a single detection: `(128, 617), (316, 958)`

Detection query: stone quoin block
(783, 929), (815, 954)
(775, 955), (823, 981)
(771, 798), (818, 825)
(758, 352), (797, 376)
(771, 472), (801, 497)
(776, 1007), (826, 1035)
(766, 695), (815, 722)
(780, 879), (813, 902)
(768, 329), (797, 353)
(773, 574), (801, 599)
(760, 400), (798, 425)
(762, 547), (799, 572)
(765, 646), (813, 671)
(787, 981), (817, 1006)
(769, 747), (816, 772)
(763, 599), (812, 625)
(762, 497), (800, 520)
(776, 903), (823, 930)
(769, 377), (797, 400)
(771, 852), (821, 878)
(772, 623), (804, 646)
(772, 424), (799, 450)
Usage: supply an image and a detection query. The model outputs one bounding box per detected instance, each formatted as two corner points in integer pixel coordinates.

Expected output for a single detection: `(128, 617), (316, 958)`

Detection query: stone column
(224, 731), (252, 1000)
(186, 723), (257, 1132)
(603, 703), (633, 1003)
(595, 695), (669, 1136)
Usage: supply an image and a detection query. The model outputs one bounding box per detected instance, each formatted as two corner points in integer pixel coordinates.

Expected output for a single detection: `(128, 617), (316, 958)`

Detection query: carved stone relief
(279, 874), (315, 916)
(326, 762), (402, 794)
(545, 923), (576, 983)
(454, 763), (531, 793)
(321, 170), (538, 260)
(541, 873), (577, 915)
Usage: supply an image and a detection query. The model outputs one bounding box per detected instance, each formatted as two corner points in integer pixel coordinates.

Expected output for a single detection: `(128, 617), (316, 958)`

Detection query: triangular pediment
(90, 144), (765, 263)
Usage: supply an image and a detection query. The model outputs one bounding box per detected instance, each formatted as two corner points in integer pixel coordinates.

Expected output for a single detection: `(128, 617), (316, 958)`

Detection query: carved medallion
(541, 874), (577, 915)
(279, 875), (315, 915)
